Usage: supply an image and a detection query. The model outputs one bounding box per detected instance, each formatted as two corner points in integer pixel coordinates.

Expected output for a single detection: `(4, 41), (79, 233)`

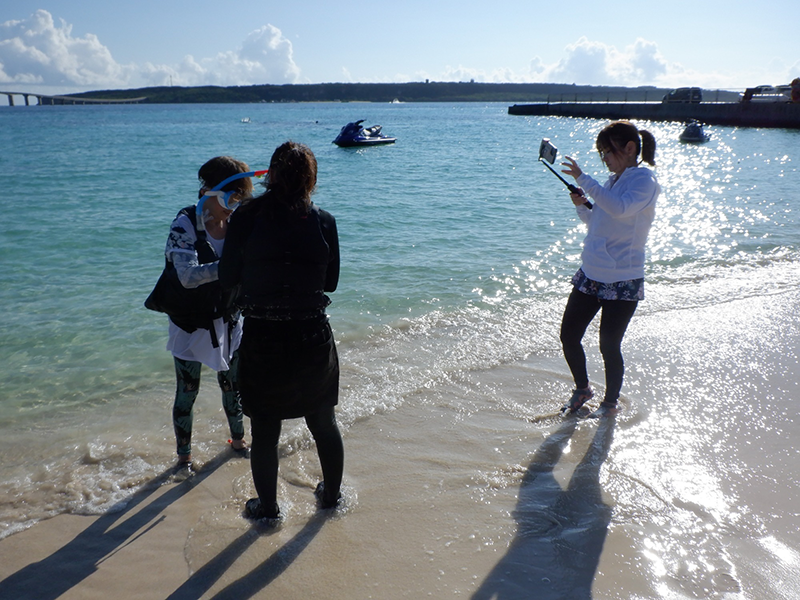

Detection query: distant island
(72, 82), (742, 104)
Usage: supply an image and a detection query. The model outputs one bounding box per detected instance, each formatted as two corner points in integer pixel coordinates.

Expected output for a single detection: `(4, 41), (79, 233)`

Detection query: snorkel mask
(197, 169), (268, 230)
(202, 189), (242, 210)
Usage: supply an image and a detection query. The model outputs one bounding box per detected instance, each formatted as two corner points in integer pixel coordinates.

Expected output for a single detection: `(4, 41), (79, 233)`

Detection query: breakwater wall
(508, 101), (800, 129)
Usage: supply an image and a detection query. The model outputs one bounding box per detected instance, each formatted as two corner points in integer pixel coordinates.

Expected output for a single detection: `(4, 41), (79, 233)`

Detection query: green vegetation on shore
(73, 82), (742, 104)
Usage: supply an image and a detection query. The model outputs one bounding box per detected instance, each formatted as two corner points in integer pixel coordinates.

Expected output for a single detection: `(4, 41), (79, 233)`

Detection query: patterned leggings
(172, 352), (245, 457)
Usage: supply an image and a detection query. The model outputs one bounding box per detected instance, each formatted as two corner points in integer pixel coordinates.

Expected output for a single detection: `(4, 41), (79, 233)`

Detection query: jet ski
(333, 120), (396, 147)
(679, 120), (710, 143)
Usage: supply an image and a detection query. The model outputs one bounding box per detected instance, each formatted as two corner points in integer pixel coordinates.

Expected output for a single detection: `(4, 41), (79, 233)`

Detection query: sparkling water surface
(3, 103), (797, 417)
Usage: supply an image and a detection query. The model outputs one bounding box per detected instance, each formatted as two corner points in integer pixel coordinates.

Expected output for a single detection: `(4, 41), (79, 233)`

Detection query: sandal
(229, 439), (250, 459)
(174, 454), (193, 470)
(173, 460), (194, 477)
(561, 387), (594, 414)
(587, 401), (619, 419)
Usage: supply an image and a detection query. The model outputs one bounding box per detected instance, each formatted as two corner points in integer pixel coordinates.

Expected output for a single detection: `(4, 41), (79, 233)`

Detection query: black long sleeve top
(219, 199), (339, 320)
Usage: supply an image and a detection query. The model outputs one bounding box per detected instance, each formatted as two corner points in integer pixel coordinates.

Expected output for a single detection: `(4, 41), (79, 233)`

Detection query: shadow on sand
(473, 416), (616, 599)
(167, 512), (328, 599)
(1, 443), (331, 600)
(0, 452), (235, 600)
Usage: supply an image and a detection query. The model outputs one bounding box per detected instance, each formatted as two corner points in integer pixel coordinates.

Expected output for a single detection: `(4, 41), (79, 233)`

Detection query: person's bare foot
(230, 439), (250, 458)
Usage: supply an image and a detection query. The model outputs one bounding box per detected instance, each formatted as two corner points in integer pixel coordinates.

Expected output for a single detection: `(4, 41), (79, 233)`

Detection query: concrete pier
(508, 101), (800, 129)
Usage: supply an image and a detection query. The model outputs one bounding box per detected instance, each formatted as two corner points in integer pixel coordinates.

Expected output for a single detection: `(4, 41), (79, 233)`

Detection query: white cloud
(237, 25), (300, 83)
(542, 36), (668, 86)
(0, 11), (301, 94)
(0, 10), (130, 89)
(527, 37), (792, 89)
(628, 39), (668, 81)
(425, 38), (676, 87)
(439, 65), (531, 84)
(142, 25), (302, 87)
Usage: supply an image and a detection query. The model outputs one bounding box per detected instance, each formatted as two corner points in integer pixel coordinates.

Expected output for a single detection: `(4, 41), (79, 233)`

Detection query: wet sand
(0, 380), (622, 599)
(2, 291), (800, 599)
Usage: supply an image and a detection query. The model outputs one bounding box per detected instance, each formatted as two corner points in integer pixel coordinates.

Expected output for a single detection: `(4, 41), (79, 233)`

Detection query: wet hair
(596, 121), (656, 166)
(198, 156), (253, 196)
(262, 141), (317, 214)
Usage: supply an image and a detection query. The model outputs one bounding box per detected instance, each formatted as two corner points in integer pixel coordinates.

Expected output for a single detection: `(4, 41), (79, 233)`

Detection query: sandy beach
(0, 370), (620, 600)
(2, 289), (800, 599)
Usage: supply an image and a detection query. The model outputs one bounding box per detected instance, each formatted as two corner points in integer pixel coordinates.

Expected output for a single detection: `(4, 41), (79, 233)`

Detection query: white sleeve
(577, 170), (658, 218)
(164, 214), (219, 289)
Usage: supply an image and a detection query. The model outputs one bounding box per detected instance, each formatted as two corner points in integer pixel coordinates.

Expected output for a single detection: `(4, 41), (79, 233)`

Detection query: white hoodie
(574, 166), (660, 283)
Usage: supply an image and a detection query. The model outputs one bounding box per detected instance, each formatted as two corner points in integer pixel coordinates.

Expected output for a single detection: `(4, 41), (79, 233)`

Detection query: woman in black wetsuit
(220, 141), (343, 520)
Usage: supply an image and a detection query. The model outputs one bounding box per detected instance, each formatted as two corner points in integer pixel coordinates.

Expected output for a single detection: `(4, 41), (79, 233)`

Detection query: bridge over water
(1, 91), (146, 106)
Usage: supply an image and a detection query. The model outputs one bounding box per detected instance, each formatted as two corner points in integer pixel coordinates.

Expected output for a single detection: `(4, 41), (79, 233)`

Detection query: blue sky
(1, 1), (799, 102)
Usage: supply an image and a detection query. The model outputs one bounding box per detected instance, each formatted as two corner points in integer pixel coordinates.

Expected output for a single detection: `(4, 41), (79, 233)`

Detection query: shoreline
(0, 370), (623, 599)
(1, 81), (743, 107)
(2, 290), (800, 598)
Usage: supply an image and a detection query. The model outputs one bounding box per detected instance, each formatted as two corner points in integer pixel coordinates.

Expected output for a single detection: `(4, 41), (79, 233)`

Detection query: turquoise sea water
(1, 102), (799, 572)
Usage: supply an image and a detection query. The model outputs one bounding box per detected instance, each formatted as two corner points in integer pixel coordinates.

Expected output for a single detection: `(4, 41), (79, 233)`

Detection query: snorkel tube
(196, 169), (268, 230)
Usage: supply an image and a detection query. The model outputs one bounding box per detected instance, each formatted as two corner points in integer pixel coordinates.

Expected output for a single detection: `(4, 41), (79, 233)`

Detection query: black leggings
(250, 405), (344, 512)
(560, 288), (638, 404)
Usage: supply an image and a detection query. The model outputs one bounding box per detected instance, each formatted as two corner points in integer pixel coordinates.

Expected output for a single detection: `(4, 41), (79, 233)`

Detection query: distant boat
(679, 120), (709, 143)
(240, 117), (251, 123)
(333, 120), (396, 147)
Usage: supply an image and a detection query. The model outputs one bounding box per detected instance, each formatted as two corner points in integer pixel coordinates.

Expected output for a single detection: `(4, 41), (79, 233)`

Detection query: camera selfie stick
(539, 159), (582, 195)
(539, 159), (593, 209)
(538, 138), (592, 209)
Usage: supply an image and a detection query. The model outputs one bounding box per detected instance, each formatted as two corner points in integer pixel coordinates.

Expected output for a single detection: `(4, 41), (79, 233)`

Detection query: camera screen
(539, 139), (558, 164)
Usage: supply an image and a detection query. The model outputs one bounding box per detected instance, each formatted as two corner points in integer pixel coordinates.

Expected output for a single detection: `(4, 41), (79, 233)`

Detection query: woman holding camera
(559, 121), (660, 418)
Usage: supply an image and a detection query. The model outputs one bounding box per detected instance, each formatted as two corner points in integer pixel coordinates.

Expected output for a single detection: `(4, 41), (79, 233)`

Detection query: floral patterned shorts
(572, 268), (644, 301)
